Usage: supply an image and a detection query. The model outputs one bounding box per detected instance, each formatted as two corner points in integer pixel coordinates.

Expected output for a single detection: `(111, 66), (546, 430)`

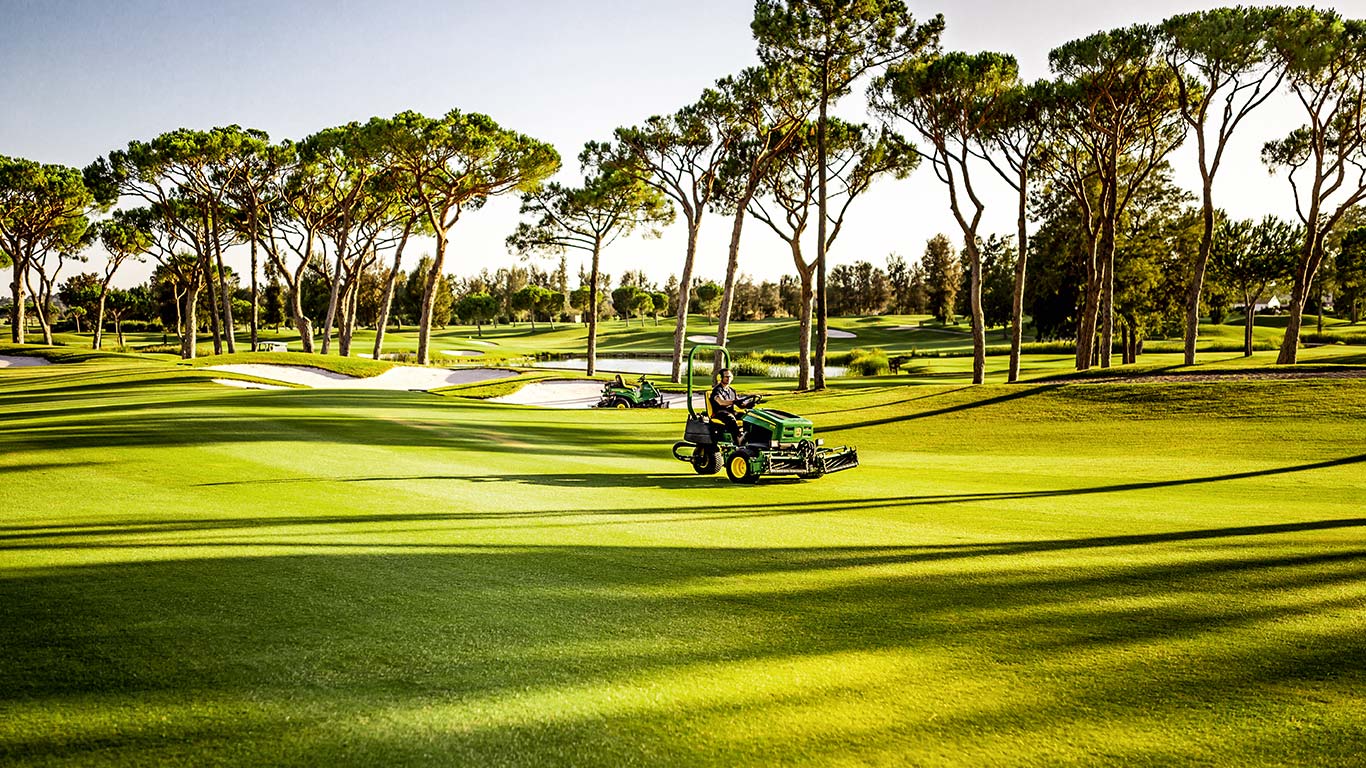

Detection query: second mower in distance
(595, 373), (669, 409)
(670, 344), (859, 483)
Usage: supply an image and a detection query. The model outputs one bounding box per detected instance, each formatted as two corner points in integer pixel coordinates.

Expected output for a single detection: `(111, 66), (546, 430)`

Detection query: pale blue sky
(4, 0), (1365, 287)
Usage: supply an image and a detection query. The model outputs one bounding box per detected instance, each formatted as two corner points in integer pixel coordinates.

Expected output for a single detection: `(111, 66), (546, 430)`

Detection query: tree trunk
(814, 60), (830, 391)
(1009, 177), (1029, 384)
(714, 197), (752, 356)
(202, 252), (223, 356)
(1277, 235), (1322, 365)
(321, 249), (345, 356)
(797, 269), (814, 392)
(372, 227), (409, 359)
(1183, 192), (1216, 366)
(1100, 223), (1115, 369)
(249, 211), (260, 352)
(968, 242), (985, 384)
(215, 233), (236, 354)
(417, 234), (447, 365)
(182, 283), (200, 359)
(1243, 290), (1256, 357)
(9, 258), (24, 344)
(669, 221), (701, 383)
(288, 275), (314, 355)
(93, 286), (109, 350)
(587, 242), (601, 377)
(27, 271), (53, 346)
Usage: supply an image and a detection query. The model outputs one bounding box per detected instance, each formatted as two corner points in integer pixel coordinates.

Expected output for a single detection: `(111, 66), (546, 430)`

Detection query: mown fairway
(2, 354), (1364, 766)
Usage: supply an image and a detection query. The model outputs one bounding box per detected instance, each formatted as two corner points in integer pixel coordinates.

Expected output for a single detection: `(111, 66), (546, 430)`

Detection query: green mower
(670, 344), (859, 484)
(595, 373), (668, 409)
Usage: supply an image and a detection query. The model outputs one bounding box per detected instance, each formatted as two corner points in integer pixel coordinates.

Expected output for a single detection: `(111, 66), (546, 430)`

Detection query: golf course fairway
(1, 354), (1363, 766)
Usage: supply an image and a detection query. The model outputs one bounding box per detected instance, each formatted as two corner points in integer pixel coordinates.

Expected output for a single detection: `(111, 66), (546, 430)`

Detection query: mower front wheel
(692, 448), (722, 475)
(726, 450), (760, 484)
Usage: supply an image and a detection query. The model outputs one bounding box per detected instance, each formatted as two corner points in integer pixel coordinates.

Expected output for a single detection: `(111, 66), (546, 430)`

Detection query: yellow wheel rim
(615, 402), (628, 409)
(730, 456), (748, 477)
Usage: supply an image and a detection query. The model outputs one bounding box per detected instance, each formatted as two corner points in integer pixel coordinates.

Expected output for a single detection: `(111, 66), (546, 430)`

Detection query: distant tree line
(6, 3), (1366, 386)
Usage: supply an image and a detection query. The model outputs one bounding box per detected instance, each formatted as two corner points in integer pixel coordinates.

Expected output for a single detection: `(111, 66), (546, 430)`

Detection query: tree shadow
(2, 536), (1363, 765)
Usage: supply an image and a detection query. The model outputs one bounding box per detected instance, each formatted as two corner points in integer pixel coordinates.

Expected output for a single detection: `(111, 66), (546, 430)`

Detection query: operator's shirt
(710, 383), (738, 414)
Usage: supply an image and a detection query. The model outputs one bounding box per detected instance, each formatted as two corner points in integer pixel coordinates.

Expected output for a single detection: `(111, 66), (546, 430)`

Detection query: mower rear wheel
(726, 450), (759, 484)
(612, 397), (631, 409)
(692, 448), (722, 475)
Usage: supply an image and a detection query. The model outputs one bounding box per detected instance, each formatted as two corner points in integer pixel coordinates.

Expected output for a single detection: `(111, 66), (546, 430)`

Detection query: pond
(530, 357), (847, 379)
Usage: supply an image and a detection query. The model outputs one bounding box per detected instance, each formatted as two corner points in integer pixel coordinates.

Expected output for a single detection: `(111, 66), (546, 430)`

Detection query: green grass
(1, 353), (1364, 766)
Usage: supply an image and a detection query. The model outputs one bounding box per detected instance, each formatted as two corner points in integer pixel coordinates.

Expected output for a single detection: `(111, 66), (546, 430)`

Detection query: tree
(1160, 7), (1288, 366)
(92, 214), (152, 349)
(1047, 26), (1186, 370)
(922, 234), (960, 323)
(511, 284), (551, 330)
(455, 291), (497, 336)
(85, 128), (255, 357)
(754, 0), (942, 388)
(1263, 10), (1366, 363)
(509, 146), (671, 376)
(536, 289), (565, 329)
(980, 80), (1055, 381)
(979, 235), (1017, 330)
(0, 156), (99, 344)
(1340, 225), (1366, 323)
(611, 285), (644, 325)
(1213, 215), (1301, 355)
(386, 109), (560, 364)
(749, 118), (915, 388)
(616, 95), (734, 382)
(297, 120), (410, 356)
(694, 280), (723, 322)
(104, 287), (144, 348)
(706, 66), (810, 373)
(872, 49), (1018, 384)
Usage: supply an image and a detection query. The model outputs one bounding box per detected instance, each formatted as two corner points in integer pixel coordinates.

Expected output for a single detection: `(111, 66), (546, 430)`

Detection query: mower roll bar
(686, 344), (730, 419)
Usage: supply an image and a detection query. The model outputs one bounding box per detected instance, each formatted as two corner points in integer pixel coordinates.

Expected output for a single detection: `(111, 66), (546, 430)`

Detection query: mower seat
(704, 389), (739, 443)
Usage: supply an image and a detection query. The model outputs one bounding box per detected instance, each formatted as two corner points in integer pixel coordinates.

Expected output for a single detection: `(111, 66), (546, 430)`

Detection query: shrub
(846, 347), (890, 376)
(731, 352), (772, 377)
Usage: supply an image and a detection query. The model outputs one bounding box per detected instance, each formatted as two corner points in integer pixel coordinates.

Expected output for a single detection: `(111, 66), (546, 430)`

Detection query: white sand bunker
(441, 350), (484, 357)
(212, 378), (290, 390)
(490, 380), (607, 408)
(489, 379), (700, 409)
(687, 334), (717, 343)
(0, 355), (52, 368)
(828, 329), (856, 338)
(206, 364), (517, 391)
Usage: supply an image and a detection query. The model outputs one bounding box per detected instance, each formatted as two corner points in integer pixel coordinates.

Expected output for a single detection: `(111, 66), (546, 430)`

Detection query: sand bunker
(441, 350), (484, 357)
(212, 378), (290, 390)
(0, 355), (52, 368)
(687, 334), (717, 343)
(827, 329), (856, 338)
(490, 379), (701, 409)
(206, 364), (517, 391)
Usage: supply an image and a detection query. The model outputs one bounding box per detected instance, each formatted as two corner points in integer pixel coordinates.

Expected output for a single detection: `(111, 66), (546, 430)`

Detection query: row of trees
(5, 3), (1366, 388)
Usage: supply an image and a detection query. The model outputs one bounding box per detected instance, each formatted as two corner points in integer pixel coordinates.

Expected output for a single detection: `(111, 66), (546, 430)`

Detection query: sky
(4, 0), (1366, 289)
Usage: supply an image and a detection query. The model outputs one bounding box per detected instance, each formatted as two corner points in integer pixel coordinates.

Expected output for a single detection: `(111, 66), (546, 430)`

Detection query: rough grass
(0, 355), (1363, 766)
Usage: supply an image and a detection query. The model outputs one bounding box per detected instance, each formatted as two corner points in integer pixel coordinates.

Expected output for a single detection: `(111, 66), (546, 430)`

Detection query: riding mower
(596, 373), (668, 409)
(670, 344), (859, 483)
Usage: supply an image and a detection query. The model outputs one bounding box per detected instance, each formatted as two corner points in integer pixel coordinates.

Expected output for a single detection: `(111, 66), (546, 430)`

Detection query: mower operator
(710, 368), (755, 443)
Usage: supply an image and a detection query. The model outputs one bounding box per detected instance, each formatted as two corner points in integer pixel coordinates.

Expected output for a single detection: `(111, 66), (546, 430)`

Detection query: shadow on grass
(1, 535), (1363, 766)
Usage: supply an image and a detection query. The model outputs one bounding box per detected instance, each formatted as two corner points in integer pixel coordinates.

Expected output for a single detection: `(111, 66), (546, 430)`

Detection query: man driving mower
(709, 368), (760, 445)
